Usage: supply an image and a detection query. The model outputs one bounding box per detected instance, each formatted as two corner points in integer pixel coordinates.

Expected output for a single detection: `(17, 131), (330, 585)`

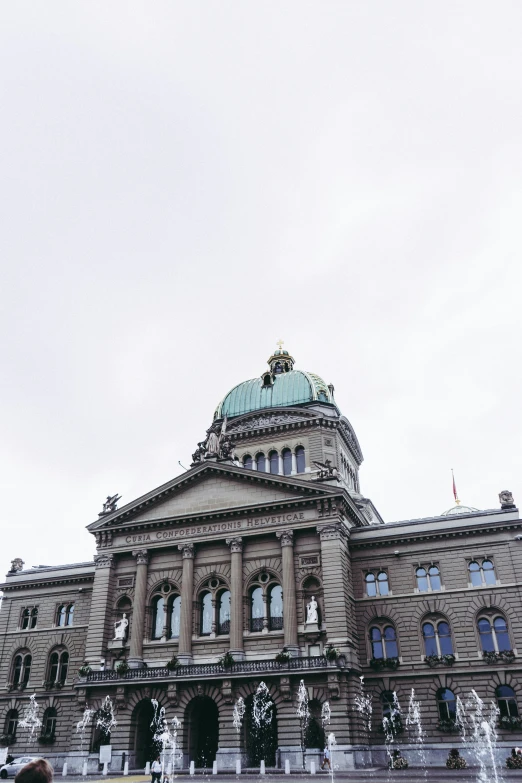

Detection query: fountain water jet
(457, 689), (502, 783)
(150, 699), (182, 782)
(296, 680), (310, 770)
(405, 689), (426, 776)
(232, 696), (245, 733)
(19, 694), (42, 740)
(76, 706), (95, 753)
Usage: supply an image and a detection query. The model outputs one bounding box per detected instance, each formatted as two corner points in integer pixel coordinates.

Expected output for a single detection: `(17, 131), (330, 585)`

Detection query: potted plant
(115, 659), (129, 676)
(165, 656), (181, 671)
(324, 645), (341, 662)
(446, 749), (467, 769)
(218, 652), (235, 668)
(369, 657), (385, 672)
(500, 715), (522, 731)
(379, 714), (404, 736)
(506, 748), (522, 769)
(483, 651), (499, 664)
(442, 654), (456, 666)
(438, 719), (460, 733)
(424, 654), (441, 667)
(38, 733), (56, 745)
(78, 663), (91, 677)
(500, 650), (516, 664)
(275, 649), (291, 663)
(0, 734), (15, 747)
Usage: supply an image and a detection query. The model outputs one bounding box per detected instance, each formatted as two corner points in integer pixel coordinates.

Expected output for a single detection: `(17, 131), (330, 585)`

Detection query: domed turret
(214, 344), (334, 419)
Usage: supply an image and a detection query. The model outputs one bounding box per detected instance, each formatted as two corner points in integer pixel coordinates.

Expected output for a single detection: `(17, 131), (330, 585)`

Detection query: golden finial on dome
(276, 338), (284, 351)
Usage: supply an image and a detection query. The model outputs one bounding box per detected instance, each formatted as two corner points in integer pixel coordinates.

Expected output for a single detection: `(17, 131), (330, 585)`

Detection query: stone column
(128, 549), (149, 668)
(84, 553), (116, 667)
(226, 537), (244, 660)
(177, 543), (195, 664)
(276, 530), (299, 656)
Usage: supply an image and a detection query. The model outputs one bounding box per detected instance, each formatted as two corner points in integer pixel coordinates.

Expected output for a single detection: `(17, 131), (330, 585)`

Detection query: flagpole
(451, 469), (460, 505)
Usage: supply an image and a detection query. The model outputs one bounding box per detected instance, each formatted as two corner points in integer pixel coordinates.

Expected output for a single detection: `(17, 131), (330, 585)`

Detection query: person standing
(151, 756), (162, 783)
(321, 746), (331, 770)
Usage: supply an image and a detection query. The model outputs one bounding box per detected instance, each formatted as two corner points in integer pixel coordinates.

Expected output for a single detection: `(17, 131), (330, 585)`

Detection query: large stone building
(1, 347), (520, 771)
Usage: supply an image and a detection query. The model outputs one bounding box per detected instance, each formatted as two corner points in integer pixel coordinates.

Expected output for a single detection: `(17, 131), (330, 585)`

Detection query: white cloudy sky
(1, 2), (521, 579)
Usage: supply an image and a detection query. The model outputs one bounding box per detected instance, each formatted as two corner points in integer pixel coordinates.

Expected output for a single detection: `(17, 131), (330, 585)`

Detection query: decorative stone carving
(9, 558), (24, 573)
(100, 494), (121, 514)
(192, 416), (237, 464)
(95, 530), (113, 549)
(167, 683), (179, 707)
(327, 672), (341, 700)
(221, 679), (233, 704)
(196, 684), (204, 697)
(132, 549), (149, 565)
(306, 597), (319, 624)
(228, 412), (311, 433)
(280, 676), (292, 701)
(318, 523), (347, 541)
(115, 685), (126, 711)
(313, 460), (339, 481)
(499, 490), (515, 509)
(226, 537), (243, 553)
(114, 613), (129, 641)
(77, 687), (87, 708)
(276, 530), (294, 547)
(178, 543), (195, 559)
(94, 553), (115, 569)
(316, 498), (339, 518)
(339, 419), (363, 464)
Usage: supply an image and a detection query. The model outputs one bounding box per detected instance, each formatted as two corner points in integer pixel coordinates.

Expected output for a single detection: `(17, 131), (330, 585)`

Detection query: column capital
(226, 537), (243, 553)
(317, 523), (348, 541)
(178, 542), (195, 559)
(276, 529), (294, 547)
(132, 549), (149, 565)
(94, 553), (114, 569)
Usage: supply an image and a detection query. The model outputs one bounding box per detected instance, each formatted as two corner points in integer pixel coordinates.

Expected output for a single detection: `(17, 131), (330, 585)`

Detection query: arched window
(169, 595), (181, 639)
(269, 450), (279, 475)
(370, 625), (398, 660)
(282, 448), (292, 476)
(251, 586), (264, 632)
(151, 596), (165, 640)
(30, 607), (38, 628)
(42, 707), (57, 739)
(296, 446), (305, 474)
(365, 571), (389, 597)
(21, 607), (37, 630)
(48, 649), (69, 684)
(200, 592), (213, 635)
(57, 605), (67, 627)
(218, 590), (231, 634)
(66, 604), (74, 626)
(268, 585), (283, 630)
(243, 455), (253, 470)
(21, 608), (31, 629)
(13, 651), (31, 686)
(381, 691), (395, 720)
(469, 559), (497, 587)
(4, 709), (18, 739)
(422, 620), (453, 657)
(437, 688), (457, 722)
(478, 614), (511, 653)
(416, 565), (442, 592)
(365, 573), (377, 597)
(256, 453), (266, 472)
(497, 685), (519, 718)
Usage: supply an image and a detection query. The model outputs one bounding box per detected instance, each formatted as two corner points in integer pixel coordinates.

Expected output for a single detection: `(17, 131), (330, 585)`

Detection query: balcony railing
(82, 655), (338, 684)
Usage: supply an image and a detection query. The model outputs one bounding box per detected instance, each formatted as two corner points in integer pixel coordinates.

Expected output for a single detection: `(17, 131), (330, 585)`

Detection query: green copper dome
(214, 347), (334, 419)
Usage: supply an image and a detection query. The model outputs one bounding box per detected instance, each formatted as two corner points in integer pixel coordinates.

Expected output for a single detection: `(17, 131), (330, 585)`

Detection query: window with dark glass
(365, 573), (377, 597)
(5, 709), (18, 738)
(169, 595), (181, 638)
(256, 453), (266, 472)
(282, 448), (292, 476)
(381, 691), (395, 719)
(296, 446), (305, 474)
(370, 625), (398, 659)
(30, 607), (38, 628)
(66, 604), (74, 626)
(243, 455), (253, 470)
(437, 688), (457, 721)
(21, 608), (31, 630)
(218, 590), (231, 634)
(251, 587), (264, 631)
(151, 596), (165, 640)
(469, 559), (497, 587)
(478, 615), (511, 653)
(497, 685), (519, 718)
(48, 650), (68, 684)
(370, 628), (384, 659)
(269, 450), (279, 474)
(416, 565), (442, 592)
(201, 592), (213, 635)
(42, 707), (57, 737)
(422, 620), (453, 656)
(269, 585), (283, 630)
(13, 652), (31, 685)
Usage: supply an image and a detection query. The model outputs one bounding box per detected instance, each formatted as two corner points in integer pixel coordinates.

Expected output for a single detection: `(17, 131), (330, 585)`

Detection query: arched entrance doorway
(186, 697), (219, 768)
(244, 691), (278, 767)
(133, 700), (156, 767)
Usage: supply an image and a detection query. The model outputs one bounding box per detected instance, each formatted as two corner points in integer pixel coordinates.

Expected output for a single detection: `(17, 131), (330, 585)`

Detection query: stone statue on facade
(313, 460), (339, 481)
(114, 613), (129, 640)
(499, 490), (515, 509)
(9, 558), (24, 573)
(306, 596), (319, 624)
(192, 415), (237, 464)
(102, 494), (121, 514)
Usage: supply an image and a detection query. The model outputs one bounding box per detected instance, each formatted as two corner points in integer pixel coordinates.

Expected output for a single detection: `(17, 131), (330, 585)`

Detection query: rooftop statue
(313, 459), (339, 481)
(192, 415), (237, 465)
(102, 494), (121, 514)
(9, 558), (24, 573)
(499, 490), (515, 509)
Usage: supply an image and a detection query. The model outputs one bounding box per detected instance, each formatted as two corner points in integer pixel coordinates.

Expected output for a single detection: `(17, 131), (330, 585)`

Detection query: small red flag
(452, 470), (458, 502)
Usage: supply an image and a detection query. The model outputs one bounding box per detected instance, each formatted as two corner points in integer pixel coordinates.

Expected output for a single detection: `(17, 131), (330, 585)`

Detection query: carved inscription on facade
(117, 510), (313, 547)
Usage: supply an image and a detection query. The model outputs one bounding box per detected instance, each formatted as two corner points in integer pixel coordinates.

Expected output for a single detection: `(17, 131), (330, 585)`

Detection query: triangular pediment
(88, 462), (340, 532)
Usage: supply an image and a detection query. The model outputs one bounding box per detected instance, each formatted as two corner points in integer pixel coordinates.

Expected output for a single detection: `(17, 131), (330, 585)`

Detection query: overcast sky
(1, 2), (521, 580)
